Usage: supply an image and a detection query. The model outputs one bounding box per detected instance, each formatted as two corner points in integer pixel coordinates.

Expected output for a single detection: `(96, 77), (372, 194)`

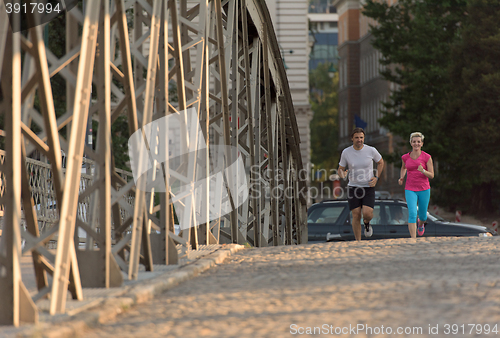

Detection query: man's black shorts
(347, 186), (375, 210)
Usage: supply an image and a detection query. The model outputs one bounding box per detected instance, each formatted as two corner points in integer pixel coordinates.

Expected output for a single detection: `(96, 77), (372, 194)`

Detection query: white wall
(267, 0), (312, 172)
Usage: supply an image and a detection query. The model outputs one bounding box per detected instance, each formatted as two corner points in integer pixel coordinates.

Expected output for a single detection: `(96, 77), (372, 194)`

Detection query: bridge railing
(0, 150), (134, 243)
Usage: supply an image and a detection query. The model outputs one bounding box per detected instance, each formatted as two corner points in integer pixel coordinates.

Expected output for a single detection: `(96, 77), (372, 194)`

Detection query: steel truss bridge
(0, 0), (307, 326)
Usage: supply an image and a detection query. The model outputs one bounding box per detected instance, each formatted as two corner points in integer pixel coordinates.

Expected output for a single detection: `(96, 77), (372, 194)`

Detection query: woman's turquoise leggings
(405, 189), (430, 223)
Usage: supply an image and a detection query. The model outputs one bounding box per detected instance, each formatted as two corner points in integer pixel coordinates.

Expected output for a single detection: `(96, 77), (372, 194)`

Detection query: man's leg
(351, 207), (362, 241)
(361, 187), (375, 222)
(348, 186), (363, 241)
(362, 206), (374, 223)
(361, 187), (375, 237)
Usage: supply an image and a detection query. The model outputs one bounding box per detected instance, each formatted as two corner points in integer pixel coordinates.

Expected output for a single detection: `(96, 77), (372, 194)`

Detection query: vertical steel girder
(0, 0), (307, 324)
(0, 10), (38, 326)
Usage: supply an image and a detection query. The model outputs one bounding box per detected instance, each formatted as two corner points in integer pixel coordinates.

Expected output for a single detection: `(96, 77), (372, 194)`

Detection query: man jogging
(338, 128), (384, 241)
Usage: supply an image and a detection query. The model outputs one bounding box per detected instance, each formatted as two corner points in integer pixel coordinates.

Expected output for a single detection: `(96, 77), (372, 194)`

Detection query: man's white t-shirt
(339, 145), (382, 187)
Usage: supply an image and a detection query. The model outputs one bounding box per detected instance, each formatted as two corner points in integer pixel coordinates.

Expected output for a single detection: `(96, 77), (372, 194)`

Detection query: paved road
(82, 237), (500, 338)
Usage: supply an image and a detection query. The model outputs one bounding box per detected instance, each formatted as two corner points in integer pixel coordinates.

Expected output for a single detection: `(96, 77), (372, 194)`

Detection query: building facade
(308, 1), (339, 72)
(333, 0), (402, 198)
(267, 0), (313, 177)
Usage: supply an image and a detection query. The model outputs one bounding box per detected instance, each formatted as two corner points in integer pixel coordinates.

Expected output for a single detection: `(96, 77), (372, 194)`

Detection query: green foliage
(111, 115), (132, 170)
(309, 63), (339, 179)
(91, 115), (131, 171)
(363, 0), (467, 158)
(433, 0), (500, 212)
(364, 0), (500, 213)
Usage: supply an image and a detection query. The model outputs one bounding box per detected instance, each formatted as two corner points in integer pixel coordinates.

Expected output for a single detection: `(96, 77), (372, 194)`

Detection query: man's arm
(369, 158), (384, 187)
(338, 165), (348, 180)
(376, 158), (384, 178)
(338, 150), (348, 180)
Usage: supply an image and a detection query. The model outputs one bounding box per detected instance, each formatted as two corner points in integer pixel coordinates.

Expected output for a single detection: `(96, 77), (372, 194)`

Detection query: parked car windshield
(427, 212), (447, 222)
(386, 204), (408, 225)
(308, 204), (345, 223)
(350, 204), (383, 225)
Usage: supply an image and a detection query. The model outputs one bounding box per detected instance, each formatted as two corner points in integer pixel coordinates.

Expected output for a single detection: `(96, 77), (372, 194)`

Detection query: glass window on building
(309, 0), (335, 13)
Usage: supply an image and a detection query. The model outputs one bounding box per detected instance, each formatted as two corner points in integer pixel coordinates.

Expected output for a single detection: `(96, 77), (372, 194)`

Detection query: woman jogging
(398, 132), (434, 238)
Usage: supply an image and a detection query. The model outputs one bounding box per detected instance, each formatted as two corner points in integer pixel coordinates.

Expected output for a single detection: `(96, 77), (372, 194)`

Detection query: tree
(363, 0), (500, 214)
(434, 0), (500, 213)
(309, 63), (339, 180)
(363, 0), (467, 158)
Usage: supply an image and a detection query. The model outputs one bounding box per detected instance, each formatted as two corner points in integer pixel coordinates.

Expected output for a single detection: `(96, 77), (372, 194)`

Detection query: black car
(307, 199), (495, 242)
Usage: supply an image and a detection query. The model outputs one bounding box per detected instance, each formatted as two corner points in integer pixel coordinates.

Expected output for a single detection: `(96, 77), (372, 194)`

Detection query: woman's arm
(418, 157), (435, 179)
(398, 162), (406, 185)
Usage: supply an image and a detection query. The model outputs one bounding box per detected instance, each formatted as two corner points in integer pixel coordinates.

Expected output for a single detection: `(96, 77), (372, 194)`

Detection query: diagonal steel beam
(50, 0), (101, 314)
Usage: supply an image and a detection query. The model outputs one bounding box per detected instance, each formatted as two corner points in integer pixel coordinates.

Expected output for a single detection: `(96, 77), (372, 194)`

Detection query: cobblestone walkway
(83, 237), (500, 338)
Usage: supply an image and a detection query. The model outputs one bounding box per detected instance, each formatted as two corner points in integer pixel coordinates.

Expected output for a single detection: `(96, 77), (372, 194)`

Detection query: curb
(15, 244), (245, 338)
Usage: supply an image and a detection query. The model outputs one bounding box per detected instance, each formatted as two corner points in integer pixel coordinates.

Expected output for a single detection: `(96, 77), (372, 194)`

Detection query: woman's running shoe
(417, 221), (427, 236)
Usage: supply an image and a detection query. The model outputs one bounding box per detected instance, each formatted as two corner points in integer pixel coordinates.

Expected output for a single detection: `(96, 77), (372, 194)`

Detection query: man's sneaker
(364, 221), (373, 237)
(417, 221), (427, 236)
